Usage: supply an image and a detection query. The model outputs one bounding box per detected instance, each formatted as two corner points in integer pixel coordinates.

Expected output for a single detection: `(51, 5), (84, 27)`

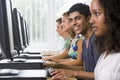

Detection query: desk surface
(0, 70), (47, 80)
(47, 77), (77, 80)
(0, 69), (76, 80)
(0, 59), (44, 63)
(0, 59), (44, 69)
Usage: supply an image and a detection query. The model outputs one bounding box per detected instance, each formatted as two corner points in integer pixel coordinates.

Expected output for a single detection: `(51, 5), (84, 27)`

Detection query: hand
(42, 58), (52, 61)
(43, 61), (56, 68)
(51, 69), (75, 80)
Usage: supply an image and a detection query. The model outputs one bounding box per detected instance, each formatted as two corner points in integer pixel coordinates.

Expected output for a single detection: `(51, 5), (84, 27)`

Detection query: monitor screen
(24, 20), (30, 46)
(12, 8), (25, 53)
(0, 0), (17, 61)
(20, 16), (28, 48)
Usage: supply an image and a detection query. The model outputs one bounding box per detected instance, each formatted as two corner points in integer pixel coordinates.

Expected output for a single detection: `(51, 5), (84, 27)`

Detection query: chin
(77, 32), (81, 35)
(94, 32), (100, 37)
(95, 32), (104, 37)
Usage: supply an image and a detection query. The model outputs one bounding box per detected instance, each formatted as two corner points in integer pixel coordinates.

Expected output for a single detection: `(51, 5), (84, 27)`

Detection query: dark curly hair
(95, 0), (120, 54)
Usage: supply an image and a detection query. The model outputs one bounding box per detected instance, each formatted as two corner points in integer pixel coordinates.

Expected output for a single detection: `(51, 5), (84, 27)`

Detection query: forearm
(44, 54), (67, 60)
(51, 69), (94, 80)
(50, 55), (65, 60)
(73, 71), (94, 80)
(60, 59), (83, 66)
(51, 50), (68, 60)
(52, 59), (69, 63)
(56, 64), (84, 70)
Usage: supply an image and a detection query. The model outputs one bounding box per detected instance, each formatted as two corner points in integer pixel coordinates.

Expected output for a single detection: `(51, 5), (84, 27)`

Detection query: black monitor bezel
(0, 0), (17, 61)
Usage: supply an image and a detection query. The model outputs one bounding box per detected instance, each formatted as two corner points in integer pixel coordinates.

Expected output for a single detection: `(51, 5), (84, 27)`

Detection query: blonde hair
(62, 11), (69, 17)
(62, 11), (75, 38)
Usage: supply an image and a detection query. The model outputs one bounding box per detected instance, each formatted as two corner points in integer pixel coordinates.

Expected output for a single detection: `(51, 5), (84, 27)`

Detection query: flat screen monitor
(12, 8), (25, 55)
(24, 20), (30, 46)
(0, 0), (17, 61)
(20, 16), (28, 48)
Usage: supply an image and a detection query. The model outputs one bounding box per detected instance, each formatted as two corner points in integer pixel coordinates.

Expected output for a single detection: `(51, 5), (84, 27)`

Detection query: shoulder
(76, 34), (84, 43)
(76, 39), (83, 45)
(111, 53), (120, 61)
(78, 34), (85, 40)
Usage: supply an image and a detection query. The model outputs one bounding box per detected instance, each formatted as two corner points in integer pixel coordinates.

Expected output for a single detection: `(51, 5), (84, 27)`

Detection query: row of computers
(0, 0), (48, 79)
(0, 0), (42, 62)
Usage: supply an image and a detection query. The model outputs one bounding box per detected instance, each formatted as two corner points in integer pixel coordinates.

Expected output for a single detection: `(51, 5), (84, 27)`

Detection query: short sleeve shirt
(68, 34), (84, 59)
(82, 34), (100, 72)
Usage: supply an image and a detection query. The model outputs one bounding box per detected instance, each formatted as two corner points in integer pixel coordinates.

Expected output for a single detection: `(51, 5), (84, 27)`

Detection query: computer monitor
(24, 20), (30, 46)
(12, 9), (41, 57)
(0, 0), (17, 61)
(0, 46), (4, 59)
(12, 8), (25, 55)
(20, 16), (28, 48)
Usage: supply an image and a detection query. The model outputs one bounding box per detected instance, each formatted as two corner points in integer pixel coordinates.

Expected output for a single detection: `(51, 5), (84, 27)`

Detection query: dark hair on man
(95, 0), (120, 54)
(56, 18), (62, 24)
(68, 3), (90, 18)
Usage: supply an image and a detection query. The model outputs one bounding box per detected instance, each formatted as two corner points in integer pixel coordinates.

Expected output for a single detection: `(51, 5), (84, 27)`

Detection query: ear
(84, 16), (91, 27)
(87, 16), (91, 22)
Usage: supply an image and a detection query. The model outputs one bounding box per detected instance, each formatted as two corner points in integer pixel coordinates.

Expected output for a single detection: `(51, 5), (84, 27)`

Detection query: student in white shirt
(90, 0), (120, 80)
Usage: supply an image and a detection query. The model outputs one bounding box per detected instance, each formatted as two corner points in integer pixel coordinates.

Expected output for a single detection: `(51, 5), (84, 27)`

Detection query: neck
(83, 27), (93, 40)
(62, 32), (70, 39)
(104, 50), (110, 58)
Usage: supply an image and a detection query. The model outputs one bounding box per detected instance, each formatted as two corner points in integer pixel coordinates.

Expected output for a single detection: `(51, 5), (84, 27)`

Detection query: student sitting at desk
(43, 11), (84, 66)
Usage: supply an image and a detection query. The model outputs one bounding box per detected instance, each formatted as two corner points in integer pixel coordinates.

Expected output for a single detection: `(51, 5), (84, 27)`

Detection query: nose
(61, 22), (63, 26)
(73, 19), (77, 26)
(89, 16), (94, 24)
(56, 28), (58, 32)
(56, 26), (59, 31)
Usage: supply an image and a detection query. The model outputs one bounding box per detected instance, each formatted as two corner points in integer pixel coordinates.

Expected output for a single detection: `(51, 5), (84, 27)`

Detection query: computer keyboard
(46, 68), (54, 77)
(23, 52), (40, 54)
(0, 69), (20, 76)
(13, 58), (26, 62)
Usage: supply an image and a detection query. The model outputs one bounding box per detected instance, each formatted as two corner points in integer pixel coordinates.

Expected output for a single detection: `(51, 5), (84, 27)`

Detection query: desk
(0, 59), (43, 69)
(0, 70), (47, 80)
(47, 77), (77, 80)
(14, 54), (42, 59)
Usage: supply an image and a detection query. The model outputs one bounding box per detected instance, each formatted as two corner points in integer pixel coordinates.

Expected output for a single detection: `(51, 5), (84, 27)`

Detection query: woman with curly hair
(90, 0), (120, 79)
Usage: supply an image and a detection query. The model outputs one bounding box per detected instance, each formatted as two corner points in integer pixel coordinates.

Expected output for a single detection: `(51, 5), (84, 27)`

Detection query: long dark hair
(96, 0), (120, 54)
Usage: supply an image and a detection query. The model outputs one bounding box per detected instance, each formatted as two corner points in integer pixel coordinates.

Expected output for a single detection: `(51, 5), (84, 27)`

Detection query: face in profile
(61, 16), (71, 32)
(90, 0), (108, 37)
(69, 11), (88, 35)
(56, 22), (63, 36)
